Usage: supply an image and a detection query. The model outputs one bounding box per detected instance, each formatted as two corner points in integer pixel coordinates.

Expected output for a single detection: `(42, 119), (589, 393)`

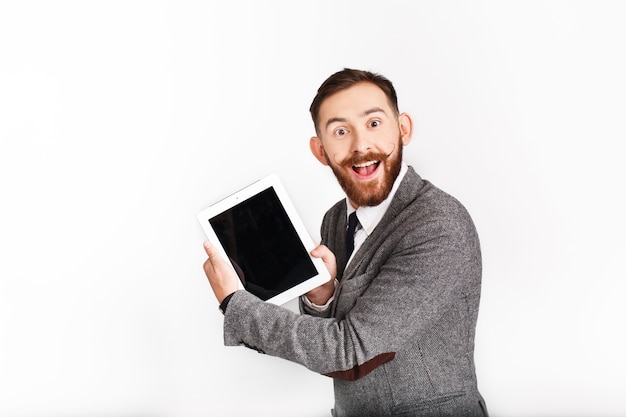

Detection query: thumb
(202, 240), (227, 273)
(203, 241), (218, 259)
(203, 241), (228, 269)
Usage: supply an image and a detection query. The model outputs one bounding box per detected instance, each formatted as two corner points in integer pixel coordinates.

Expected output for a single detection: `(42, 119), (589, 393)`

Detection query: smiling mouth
(352, 160), (380, 177)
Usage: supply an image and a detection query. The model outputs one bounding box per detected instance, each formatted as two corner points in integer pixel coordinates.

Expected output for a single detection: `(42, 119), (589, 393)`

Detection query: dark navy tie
(345, 212), (358, 258)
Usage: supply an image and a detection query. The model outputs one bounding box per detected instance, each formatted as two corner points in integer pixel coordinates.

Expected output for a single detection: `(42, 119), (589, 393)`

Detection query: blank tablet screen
(208, 187), (318, 301)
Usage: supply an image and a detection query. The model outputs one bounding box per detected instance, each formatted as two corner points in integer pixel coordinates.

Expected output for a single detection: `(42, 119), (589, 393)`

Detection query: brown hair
(309, 68), (399, 135)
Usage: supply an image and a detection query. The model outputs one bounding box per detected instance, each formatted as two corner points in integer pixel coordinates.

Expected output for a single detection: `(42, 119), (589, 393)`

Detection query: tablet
(197, 174), (330, 305)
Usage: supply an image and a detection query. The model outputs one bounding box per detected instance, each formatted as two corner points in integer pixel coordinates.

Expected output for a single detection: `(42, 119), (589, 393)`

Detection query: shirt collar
(346, 163), (408, 236)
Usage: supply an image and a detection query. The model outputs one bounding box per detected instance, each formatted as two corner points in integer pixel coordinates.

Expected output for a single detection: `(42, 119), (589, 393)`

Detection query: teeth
(353, 160), (379, 168)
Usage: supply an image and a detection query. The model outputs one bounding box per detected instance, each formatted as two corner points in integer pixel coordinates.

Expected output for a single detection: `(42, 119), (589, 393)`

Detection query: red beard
(325, 137), (403, 207)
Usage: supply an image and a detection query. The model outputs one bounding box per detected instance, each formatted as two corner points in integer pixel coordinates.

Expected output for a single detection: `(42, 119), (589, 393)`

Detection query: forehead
(318, 82), (392, 123)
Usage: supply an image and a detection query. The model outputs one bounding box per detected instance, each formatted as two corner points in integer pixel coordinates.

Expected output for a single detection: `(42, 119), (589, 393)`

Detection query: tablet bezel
(197, 173), (330, 305)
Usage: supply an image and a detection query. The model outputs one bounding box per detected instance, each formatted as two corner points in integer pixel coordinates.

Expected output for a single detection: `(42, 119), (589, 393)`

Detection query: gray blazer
(223, 167), (488, 417)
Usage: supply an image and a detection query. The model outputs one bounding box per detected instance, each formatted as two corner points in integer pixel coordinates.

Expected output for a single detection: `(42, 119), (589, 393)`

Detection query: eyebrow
(324, 107), (387, 131)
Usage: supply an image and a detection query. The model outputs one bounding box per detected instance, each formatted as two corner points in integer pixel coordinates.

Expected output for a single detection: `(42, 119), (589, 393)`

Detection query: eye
(334, 127), (349, 137)
(369, 119), (381, 128)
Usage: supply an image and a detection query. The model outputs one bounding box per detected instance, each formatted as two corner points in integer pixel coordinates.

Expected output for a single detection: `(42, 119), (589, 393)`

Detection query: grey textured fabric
(222, 166), (487, 417)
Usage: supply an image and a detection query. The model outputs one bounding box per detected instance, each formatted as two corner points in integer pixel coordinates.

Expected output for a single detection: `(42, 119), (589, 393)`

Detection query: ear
(309, 136), (329, 166)
(398, 112), (413, 146)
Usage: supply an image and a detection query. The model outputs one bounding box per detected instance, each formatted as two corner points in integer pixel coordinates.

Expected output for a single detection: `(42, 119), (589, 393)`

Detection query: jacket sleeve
(221, 203), (481, 381)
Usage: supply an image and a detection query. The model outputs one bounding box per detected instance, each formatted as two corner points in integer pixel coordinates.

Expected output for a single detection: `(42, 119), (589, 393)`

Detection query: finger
(310, 244), (327, 258)
(311, 244), (335, 262)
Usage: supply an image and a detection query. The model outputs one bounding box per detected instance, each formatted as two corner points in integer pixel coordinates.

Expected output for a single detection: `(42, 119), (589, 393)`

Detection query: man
(202, 68), (488, 417)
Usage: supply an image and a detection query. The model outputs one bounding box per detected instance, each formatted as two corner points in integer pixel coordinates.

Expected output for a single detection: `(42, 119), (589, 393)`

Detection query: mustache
(332, 143), (396, 167)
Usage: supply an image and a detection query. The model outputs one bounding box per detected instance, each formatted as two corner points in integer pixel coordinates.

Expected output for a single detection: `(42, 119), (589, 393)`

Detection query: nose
(350, 128), (373, 154)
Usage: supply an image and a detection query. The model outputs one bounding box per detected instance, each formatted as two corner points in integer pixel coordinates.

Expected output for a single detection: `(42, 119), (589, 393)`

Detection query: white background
(1, 1), (625, 416)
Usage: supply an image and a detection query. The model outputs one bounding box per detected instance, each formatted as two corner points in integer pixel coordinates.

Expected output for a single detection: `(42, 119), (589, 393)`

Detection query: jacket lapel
(341, 167), (423, 280)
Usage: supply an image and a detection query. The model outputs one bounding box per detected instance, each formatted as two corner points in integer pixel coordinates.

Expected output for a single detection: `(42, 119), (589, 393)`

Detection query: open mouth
(352, 160), (381, 178)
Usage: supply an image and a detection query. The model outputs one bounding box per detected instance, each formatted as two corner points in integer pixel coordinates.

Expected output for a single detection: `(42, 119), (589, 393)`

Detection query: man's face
(310, 82), (413, 208)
